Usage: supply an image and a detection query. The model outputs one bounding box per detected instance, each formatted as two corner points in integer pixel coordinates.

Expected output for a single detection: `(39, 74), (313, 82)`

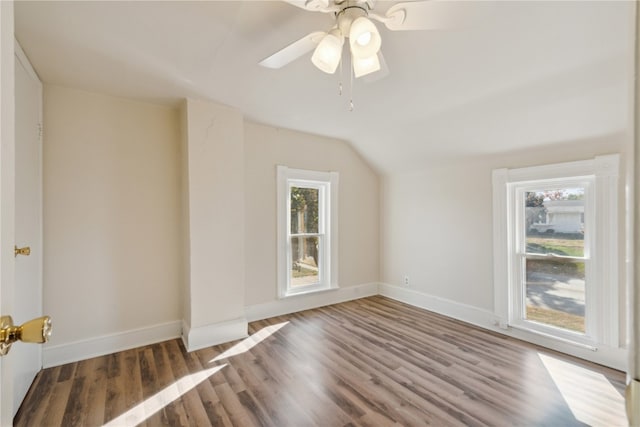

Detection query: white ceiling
(14, 1), (634, 173)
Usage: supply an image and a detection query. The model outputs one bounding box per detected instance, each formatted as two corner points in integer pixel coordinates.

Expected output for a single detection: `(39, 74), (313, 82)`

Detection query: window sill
(508, 323), (598, 351)
(280, 285), (339, 299)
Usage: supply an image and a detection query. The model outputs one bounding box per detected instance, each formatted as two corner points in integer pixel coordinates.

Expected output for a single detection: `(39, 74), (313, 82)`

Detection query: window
(515, 181), (592, 337)
(493, 155), (619, 348)
(277, 166), (338, 298)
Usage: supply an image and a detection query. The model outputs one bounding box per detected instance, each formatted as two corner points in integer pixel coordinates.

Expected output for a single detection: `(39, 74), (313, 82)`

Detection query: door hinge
(37, 122), (43, 140)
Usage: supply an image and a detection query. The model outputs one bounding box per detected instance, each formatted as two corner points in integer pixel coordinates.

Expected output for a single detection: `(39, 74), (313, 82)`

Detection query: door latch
(14, 246), (31, 257)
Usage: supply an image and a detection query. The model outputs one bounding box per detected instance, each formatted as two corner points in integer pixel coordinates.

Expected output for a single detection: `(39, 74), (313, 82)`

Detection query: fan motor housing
(334, 0), (374, 6)
(336, 2), (370, 36)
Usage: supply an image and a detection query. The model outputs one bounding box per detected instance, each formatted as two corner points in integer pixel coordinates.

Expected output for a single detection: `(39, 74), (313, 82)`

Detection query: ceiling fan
(259, 0), (471, 79)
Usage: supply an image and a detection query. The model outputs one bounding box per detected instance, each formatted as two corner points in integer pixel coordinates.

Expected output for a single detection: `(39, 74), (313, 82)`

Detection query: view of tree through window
(524, 188), (586, 333)
(290, 187), (320, 287)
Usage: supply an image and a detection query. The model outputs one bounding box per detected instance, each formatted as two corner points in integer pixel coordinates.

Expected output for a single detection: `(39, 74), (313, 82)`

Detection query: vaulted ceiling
(14, 1), (634, 173)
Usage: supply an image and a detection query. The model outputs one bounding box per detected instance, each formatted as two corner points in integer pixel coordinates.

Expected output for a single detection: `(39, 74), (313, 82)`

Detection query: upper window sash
(512, 178), (593, 259)
(287, 179), (327, 236)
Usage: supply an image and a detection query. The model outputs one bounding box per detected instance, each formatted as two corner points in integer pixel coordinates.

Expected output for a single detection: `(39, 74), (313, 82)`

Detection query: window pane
(291, 187), (319, 234)
(525, 258), (585, 333)
(525, 188), (584, 257)
(290, 236), (320, 287)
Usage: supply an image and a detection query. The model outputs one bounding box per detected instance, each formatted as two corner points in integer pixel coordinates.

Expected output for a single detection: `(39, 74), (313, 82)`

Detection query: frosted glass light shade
(353, 53), (381, 78)
(349, 17), (381, 59)
(311, 33), (344, 74)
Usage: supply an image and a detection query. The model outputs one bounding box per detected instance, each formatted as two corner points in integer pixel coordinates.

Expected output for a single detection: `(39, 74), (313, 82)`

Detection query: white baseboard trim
(181, 317), (248, 352)
(379, 283), (627, 371)
(245, 282), (380, 322)
(42, 320), (182, 368)
(379, 283), (498, 330)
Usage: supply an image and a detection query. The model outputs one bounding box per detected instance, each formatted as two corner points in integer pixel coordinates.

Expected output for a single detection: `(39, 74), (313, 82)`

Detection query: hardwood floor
(15, 296), (627, 426)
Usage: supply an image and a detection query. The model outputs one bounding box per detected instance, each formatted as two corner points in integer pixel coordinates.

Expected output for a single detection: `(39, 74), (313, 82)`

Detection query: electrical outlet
(403, 275), (409, 286)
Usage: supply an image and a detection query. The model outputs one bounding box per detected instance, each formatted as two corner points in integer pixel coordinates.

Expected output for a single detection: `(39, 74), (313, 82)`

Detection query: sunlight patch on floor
(102, 363), (227, 427)
(101, 321), (288, 426)
(538, 352), (626, 426)
(209, 321), (289, 363)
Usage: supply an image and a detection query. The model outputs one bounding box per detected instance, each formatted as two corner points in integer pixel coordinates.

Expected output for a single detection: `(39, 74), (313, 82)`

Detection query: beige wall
(179, 102), (191, 324)
(43, 85), (182, 344)
(41, 89), (380, 359)
(182, 99), (246, 342)
(244, 122), (380, 306)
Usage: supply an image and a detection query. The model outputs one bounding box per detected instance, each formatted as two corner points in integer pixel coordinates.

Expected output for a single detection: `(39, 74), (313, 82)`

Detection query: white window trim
(277, 166), (339, 298)
(492, 154), (619, 348)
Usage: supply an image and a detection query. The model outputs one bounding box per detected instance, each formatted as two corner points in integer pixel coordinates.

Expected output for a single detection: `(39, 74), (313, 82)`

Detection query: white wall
(382, 134), (629, 300)
(244, 122), (379, 308)
(382, 160), (495, 310)
(43, 85), (182, 353)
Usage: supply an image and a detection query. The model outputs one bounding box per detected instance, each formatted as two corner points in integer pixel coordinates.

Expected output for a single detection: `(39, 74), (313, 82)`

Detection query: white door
(12, 42), (43, 416)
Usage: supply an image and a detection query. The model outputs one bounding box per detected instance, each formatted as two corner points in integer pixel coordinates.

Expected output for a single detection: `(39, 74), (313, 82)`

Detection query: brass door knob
(14, 246), (31, 257)
(0, 315), (52, 356)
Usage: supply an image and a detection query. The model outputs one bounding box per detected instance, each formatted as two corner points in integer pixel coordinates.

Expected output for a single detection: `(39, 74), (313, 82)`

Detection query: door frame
(0, 1), (17, 425)
(13, 37), (43, 414)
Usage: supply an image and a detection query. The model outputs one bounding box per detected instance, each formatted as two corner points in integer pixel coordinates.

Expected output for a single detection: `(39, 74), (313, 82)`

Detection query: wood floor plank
(214, 382), (262, 427)
(103, 351), (127, 424)
(14, 366), (60, 426)
(15, 296), (628, 427)
(164, 343), (213, 426)
(83, 355), (109, 427)
(39, 377), (73, 427)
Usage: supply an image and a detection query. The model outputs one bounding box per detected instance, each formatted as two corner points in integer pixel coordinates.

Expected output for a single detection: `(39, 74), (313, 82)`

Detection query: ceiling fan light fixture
(356, 31), (372, 46)
(352, 52), (381, 78)
(311, 31), (344, 74)
(349, 17), (381, 58)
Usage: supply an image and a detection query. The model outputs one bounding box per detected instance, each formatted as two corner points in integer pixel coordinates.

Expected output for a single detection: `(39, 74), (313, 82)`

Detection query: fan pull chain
(349, 50), (354, 112)
(338, 54), (343, 96)
(349, 58), (355, 111)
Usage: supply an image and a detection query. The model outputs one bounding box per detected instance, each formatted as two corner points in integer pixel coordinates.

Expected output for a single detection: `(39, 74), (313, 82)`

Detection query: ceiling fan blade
(281, 0), (338, 13)
(259, 31), (325, 69)
(383, 0), (478, 31)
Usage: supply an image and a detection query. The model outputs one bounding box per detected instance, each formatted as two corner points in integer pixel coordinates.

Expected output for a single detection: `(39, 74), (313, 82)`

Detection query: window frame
(277, 166), (339, 298)
(493, 155), (619, 349)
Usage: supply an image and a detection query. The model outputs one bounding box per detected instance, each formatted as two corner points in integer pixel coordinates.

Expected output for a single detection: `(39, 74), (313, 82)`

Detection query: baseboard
(42, 320), (182, 368)
(181, 317), (248, 352)
(245, 282), (380, 322)
(379, 283), (627, 371)
(379, 283), (499, 330)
